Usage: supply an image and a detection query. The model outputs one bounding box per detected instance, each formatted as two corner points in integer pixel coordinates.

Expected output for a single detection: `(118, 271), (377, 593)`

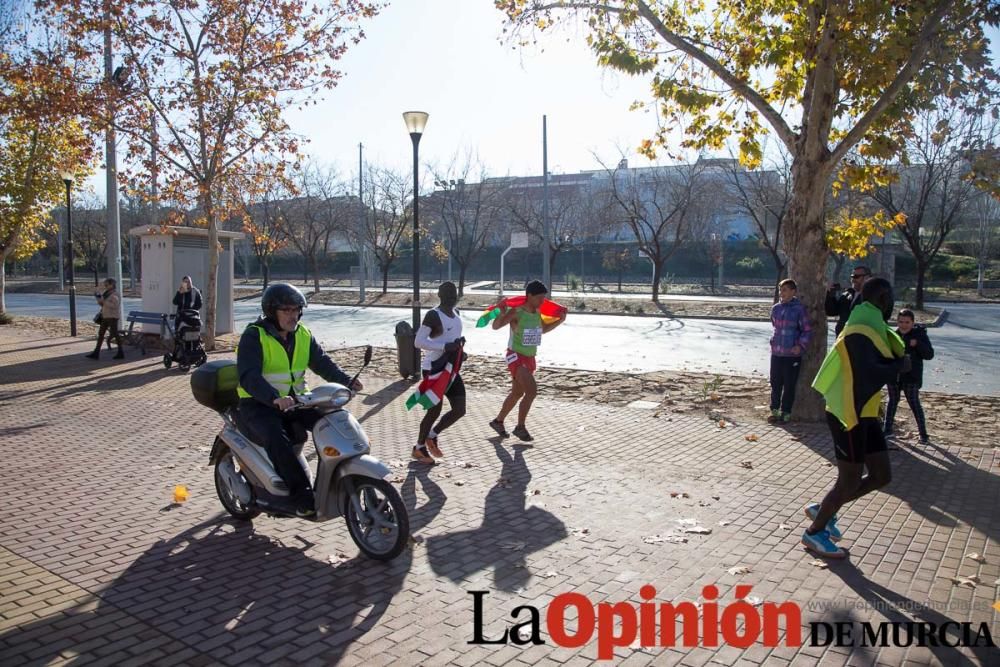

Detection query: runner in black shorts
(826, 413), (888, 463)
(805, 278), (908, 559)
(412, 282), (467, 463)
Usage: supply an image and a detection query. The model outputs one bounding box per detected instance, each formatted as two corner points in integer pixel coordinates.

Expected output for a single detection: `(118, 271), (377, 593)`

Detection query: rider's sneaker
(801, 529), (847, 559)
(489, 419), (510, 438)
(766, 410), (781, 424)
(411, 446), (435, 464)
(781, 413), (792, 423)
(512, 425), (534, 442)
(804, 502), (843, 541)
(295, 506), (316, 518)
(425, 436), (444, 458)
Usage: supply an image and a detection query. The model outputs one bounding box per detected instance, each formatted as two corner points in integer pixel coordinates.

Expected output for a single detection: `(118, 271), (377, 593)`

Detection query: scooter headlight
(329, 387), (353, 408)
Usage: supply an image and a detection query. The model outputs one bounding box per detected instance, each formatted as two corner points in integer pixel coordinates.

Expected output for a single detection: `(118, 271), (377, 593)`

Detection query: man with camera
(825, 265), (871, 336)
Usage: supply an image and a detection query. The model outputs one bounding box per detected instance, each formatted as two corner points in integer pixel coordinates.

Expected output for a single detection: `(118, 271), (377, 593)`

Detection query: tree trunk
(0, 252), (8, 315)
(915, 258), (927, 310)
(203, 193), (220, 351)
(617, 267), (622, 293)
(382, 267), (389, 295)
(458, 264), (467, 297)
(311, 254), (320, 293)
(784, 167), (831, 421)
(651, 260), (662, 302)
(262, 261), (270, 290)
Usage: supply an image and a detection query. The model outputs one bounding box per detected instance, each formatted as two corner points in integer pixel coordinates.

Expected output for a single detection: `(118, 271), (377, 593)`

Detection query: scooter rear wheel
(162, 354), (172, 369)
(214, 451), (260, 521)
(342, 476), (409, 561)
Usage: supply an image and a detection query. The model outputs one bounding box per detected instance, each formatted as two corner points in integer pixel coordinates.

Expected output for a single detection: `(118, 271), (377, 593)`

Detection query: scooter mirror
(363, 345), (373, 366)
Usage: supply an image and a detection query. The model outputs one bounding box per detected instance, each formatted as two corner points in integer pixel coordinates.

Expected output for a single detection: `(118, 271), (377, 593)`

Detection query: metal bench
(123, 311), (170, 355)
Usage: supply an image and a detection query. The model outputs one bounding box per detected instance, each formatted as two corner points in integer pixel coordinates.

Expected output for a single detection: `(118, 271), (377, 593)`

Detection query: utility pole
(104, 7), (123, 315)
(358, 142), (366, 301)
(542, 115), (550, 288)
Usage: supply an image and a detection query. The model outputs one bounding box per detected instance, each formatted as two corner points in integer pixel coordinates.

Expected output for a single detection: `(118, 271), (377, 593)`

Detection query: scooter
(190, 346), (410, 561)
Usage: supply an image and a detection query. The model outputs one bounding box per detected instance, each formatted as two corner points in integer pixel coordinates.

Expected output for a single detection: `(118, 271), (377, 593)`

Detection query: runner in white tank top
(412, 282), (467, 463)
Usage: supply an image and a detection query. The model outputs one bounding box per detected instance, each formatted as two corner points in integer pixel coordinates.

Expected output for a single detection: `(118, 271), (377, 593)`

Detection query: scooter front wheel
(342, 476), (409, 561)
(214, 451), (260, 521)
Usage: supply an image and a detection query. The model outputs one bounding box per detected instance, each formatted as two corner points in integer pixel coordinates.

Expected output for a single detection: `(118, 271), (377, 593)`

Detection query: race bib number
(521, 327), (542, 347)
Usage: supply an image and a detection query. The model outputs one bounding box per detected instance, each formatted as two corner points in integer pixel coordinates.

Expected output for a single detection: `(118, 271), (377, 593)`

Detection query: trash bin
(394, 320), (420, 379)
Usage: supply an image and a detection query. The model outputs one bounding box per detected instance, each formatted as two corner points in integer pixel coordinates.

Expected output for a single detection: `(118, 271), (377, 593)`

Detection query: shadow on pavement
(426, 441), (567, 592)
(797, 426), (1000, 561)
(0, 351), (167, 399)
(826, 561), (996, 666)
(0, 516), (417, 665)
(355, 379), (411, 424)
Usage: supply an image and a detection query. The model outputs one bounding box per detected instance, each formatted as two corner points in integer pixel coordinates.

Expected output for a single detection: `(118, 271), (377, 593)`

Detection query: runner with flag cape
(486, 281), (567, 442)
(408, 282), (468, 464)
(476, 295), (566, 329)
(802, 278), (906, 560)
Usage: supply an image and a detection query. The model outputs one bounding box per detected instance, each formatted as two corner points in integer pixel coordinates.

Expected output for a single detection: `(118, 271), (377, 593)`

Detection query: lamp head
(402, 111), (429, 136)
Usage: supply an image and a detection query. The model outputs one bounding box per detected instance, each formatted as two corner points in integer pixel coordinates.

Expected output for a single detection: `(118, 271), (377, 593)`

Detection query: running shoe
(425, 436), (444, 458)
(801, 529), (847, 559)
(512, 425), (534, 442)
(489, 419), (510, 438)
(804, 502), (843, 541)
(411, 446), (435, 464)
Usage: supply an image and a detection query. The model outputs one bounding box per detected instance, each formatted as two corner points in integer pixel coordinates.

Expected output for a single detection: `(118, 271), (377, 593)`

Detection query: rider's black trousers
(236, 399), (323, 502)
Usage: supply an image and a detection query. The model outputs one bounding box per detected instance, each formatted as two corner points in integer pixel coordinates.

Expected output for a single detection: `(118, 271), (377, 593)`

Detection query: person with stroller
(172, 275), (202, 333)
(86, 278), (124, 360)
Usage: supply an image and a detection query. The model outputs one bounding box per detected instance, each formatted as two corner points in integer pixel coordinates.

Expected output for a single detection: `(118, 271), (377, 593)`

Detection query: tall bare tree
(867, 102), (988, 308)
(428, 154), (505, 295)
(285, 163), (349, 292)
(501, 173), (593, 274)
(360, 165), (414, 295)
(601, 160), (704, 301)
(723, 149), (792, 298)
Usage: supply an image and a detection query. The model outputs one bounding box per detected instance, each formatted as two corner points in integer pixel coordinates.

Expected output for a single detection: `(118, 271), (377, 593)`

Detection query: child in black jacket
(883, 308), (935, 444)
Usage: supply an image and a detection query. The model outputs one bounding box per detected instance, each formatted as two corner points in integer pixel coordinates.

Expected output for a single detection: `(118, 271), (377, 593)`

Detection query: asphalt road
(4, 294), (997, 396)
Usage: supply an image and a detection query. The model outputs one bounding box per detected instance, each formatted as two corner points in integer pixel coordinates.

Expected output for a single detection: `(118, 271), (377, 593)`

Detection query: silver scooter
(191, 346), (410, 561)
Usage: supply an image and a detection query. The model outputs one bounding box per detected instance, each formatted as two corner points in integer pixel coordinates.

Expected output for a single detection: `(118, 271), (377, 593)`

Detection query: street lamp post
(403, 111), (428, 333)
(60, 172), (77, 337)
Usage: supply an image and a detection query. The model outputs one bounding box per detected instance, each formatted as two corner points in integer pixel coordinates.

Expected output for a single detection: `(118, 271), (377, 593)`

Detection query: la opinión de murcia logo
(468, 586), (996, 659)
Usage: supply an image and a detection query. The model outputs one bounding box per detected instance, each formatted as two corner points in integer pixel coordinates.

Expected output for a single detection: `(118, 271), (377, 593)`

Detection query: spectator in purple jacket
(769, 279), (813, 423)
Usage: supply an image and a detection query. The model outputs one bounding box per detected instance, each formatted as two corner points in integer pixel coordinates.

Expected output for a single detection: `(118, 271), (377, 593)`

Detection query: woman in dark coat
(172, 275), (203, 330)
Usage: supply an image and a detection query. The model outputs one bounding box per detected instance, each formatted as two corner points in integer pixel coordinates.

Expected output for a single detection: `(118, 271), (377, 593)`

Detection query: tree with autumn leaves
(498, 0), (1000, 418)
(44, 0), (379, 347)
(0, 3), (94, 317)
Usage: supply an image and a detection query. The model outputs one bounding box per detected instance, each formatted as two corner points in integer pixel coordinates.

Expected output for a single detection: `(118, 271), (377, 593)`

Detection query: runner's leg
(515, 366), (537, 428)
(496, 373), (524, 423)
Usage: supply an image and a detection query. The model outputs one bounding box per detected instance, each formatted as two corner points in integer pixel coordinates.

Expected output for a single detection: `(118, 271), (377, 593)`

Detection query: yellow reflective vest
(237, 323), (312, 399)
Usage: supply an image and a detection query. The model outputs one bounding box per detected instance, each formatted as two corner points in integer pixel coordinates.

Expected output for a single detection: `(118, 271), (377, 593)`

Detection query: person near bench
(86, 278), (124, 360)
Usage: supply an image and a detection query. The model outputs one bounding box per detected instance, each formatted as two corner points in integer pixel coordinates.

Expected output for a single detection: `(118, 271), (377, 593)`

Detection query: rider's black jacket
(236, 317), (352, 407)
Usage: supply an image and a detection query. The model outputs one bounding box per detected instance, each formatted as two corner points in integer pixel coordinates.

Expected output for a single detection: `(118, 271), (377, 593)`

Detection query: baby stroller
(164, 308), (208, 371)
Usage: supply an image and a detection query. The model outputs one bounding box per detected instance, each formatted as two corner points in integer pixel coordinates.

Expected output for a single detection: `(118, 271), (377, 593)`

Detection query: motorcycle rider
(236, 283), (362, 517)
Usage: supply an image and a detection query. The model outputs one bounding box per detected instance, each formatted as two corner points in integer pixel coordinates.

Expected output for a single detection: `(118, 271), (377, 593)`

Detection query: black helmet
(262, 283), (307, 321)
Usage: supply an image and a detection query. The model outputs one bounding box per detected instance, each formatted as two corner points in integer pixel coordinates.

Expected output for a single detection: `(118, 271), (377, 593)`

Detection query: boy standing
(488, 281), (566, 442)
(768, 279), (813, 423)
(884, 308), (934, 444)
(804, 278), (908, 558)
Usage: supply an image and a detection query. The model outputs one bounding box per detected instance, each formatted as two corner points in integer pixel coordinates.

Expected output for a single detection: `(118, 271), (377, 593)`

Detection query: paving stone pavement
(1, 329), (998, 667)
